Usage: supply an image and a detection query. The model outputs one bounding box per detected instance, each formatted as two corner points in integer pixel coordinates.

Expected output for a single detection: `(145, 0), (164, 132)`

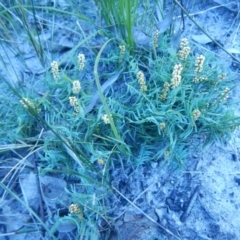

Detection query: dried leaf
(192, 34), (212, 44)
(57, 221), (77, 233)
(156, 7), (174, 33)
(171, 29), (182, 50)
(40, 175), (66, 199)
(225, 47), (240, 54)
(85, 69), (123, 114)
(0, 45), (24, 86)
(2, 203), (30, 232)
(212, 0), (239, 12)
(25, 56), (45, 74)
(133, 28), (151, 48)
(19, 172), (39, 209)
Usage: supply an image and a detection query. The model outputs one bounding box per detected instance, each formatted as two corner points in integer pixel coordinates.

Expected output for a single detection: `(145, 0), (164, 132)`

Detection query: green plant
(95, 0), (141, 49)
(0, 2), (111, 239)
(94, 0), (164, 50)
(87, 35), (240, 167)
(46, 29), (240, 169)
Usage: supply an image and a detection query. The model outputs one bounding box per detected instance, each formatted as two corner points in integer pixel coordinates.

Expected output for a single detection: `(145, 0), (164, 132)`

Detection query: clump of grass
(86, 33), (240, 167)
(44, 30), (240, 169)
(94, 0), (140, 49)
(0, 18), (111, 240)
(94, 0), (162, 51)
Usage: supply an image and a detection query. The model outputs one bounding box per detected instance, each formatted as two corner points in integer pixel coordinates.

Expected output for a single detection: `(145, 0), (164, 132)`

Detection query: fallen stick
(180, 185), (200, 222)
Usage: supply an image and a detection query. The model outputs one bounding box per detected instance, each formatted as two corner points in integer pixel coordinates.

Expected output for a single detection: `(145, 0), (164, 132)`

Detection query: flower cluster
(164, 149), (170, 159)
(192, 109), (201, 121)
(20, 98), (40, 113)
(218, 73), (227, 81)
(20, 98), (35, 109)
(102, 114), (112, 124)
(201, 103), (210, 113)
(72, 80), (81, 94)
(160, 122), (166, 130)
(69, 96), (79, 114)
(97, 158), (104, 165)
(159, 82), (170, 101)
(152, 30), (160, 49)
(177, 38), (190, 60)
(69, 204), (83, 221)
(170, 64), (183, 89)
(78, 53), (85, 71)
(137, 71), (147, 92)
(216, 73), (227, 85)
(195, 55), (205, 73)
(220, 87), (230, 101)
(51, 61), (59, 81)
(119, 45), (125, 63)
(193, 75), (207, 83)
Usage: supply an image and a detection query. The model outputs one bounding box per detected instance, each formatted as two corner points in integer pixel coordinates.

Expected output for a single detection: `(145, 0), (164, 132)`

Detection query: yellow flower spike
(119, 45), (126, 63)
(194, 55), (205, 73)
(97, 158), (104, 165)
(69, 204), (83, 221)
(170, 64), (183, 89)
(20, 98), (40, 113)
(192, 109), (201, 121)
(136, 71), (147, 92)
(178, 38), (190, 60)
(101, 114), (112, 124)
(221, 87), (230, 101)
(160, 122), (166, 130)
(69, 96), (79, 114)
(179, 38), (188, 49)
(152, 30), (160, 49)
(140, 84), (147, 92)
(160, 82), (170, 101)
(72, 80), (81, 94)
(78, 53), (85, 71)
(218, 73), (227, 80)
(164, 149), (170, 159)
(51, 61), (59, 81)
(193, 76), (207, 83)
